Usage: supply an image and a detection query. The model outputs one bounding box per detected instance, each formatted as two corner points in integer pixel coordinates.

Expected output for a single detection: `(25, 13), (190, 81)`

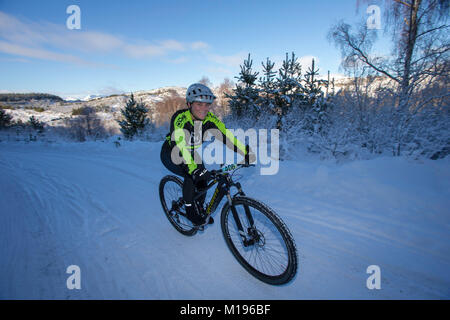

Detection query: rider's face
(190, 101), (211, 120)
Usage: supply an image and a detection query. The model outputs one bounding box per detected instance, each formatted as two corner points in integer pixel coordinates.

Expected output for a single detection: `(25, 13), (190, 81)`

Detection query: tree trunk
(399, 0), (422, 110)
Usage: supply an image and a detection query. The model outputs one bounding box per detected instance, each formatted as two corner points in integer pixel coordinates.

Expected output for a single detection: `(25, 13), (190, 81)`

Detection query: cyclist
(160, 83), (254, 226)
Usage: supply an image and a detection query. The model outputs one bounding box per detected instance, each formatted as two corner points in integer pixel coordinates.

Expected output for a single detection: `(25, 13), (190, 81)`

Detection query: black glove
(191, 168), (211, 185)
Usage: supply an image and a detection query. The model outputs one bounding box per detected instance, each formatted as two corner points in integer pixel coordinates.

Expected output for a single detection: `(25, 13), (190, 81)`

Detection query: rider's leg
(183, 165), (214, 226)
(182, 175), (205, 225)
(160, 141), (185, 176)
(161, 142), (209, 225)
(195, 179), (208, 206)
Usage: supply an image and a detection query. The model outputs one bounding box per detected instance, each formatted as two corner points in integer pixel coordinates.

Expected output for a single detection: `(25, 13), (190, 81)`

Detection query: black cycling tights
(160, 141), (207, 206)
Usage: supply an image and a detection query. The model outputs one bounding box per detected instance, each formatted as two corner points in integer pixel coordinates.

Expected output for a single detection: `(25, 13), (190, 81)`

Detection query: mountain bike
(159, 163), (298, 285)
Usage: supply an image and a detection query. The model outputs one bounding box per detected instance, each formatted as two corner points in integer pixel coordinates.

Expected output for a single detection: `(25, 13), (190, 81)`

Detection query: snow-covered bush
(0, 108), (13, 128)
(60, 107), (113, 142)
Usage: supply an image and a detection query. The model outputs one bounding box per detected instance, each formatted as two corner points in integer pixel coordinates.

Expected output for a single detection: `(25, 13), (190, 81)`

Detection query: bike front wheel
(221, 196), (298, 285)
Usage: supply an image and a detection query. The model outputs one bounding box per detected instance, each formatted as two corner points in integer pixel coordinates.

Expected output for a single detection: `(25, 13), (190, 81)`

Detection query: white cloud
(0, 56), (30, 63)
(124, 39), (186, 58)
(190, 41), (209, 50)
(123, 43), (166, 58)
(62, 31), (124, 53)
(298, 55), (319, 71)
(160, 39), (185, 51)
(206, 51), (248, 67)
(0, 11), (209, 64)
(0, 40), (94, 66)
(0, 11), (47, 47)
(167, 56), (189, 64)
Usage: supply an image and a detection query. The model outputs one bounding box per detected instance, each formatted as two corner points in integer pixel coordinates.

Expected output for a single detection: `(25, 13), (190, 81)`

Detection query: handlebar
(210, 163), (255, 177)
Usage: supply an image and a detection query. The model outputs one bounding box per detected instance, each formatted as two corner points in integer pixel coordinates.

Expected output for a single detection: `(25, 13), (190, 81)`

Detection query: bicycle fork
(226, 185), (257, 247)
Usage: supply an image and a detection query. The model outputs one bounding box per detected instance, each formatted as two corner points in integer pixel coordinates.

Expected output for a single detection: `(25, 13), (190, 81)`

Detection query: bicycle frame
(192, 164), (256, 243)
(192, 165), (242, 214)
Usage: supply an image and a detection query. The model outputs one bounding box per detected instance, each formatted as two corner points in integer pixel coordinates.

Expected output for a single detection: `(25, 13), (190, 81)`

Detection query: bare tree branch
(416, 24), (449, 39)
(394, 0), (413, 7)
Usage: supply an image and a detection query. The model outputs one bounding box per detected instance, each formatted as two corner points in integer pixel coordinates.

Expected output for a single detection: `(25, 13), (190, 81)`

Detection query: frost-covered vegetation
(224, 0), (449, 161)
(223, 53), (448, 161)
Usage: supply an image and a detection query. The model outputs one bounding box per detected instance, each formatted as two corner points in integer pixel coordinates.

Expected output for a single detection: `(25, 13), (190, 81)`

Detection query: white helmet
(186, 83), (216, 104)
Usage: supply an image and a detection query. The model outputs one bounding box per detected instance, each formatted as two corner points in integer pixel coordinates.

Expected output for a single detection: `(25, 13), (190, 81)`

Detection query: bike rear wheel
(159, 175), (197, 236)
(221, 196), (298, 285)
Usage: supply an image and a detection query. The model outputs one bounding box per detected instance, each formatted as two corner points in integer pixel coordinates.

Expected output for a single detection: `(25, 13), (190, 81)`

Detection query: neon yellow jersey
(165, 109), (247, 174)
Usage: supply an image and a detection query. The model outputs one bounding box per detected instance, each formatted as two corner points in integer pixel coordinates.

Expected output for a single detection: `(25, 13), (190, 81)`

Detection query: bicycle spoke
(160, 177), (196, 234)
(225, 202), (291, 278)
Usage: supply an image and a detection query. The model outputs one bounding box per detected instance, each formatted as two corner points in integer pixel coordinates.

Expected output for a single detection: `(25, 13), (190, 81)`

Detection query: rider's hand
(192, 168), (211, 185)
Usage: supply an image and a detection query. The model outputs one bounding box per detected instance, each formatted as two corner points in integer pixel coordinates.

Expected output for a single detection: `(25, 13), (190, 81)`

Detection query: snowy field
(0, 140), (449, 299)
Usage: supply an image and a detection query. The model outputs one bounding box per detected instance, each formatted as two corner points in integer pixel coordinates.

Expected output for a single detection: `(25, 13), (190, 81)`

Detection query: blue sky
(0, 0), (390, 98)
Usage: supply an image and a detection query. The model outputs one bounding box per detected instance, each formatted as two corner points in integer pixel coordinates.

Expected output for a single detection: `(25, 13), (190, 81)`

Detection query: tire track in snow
(0, 147), (192, 298)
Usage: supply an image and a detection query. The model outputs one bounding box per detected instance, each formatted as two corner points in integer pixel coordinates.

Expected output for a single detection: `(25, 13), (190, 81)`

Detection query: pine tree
(28, 116), (44, 132)
(303, 58), (331, 133)
(274, 52), (304, 131)
(259, 57), (277, 114)
(227, 54), (260, 119)
(118, 93), (150, 140)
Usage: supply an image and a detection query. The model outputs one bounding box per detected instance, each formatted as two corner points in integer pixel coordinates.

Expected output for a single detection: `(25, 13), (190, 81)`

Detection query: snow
(0, 140), (449, 299)
(5, 109), (67, 124)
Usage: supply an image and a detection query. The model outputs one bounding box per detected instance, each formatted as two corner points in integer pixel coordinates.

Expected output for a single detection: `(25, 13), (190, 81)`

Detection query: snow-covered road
(1, 141), (449, 299)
